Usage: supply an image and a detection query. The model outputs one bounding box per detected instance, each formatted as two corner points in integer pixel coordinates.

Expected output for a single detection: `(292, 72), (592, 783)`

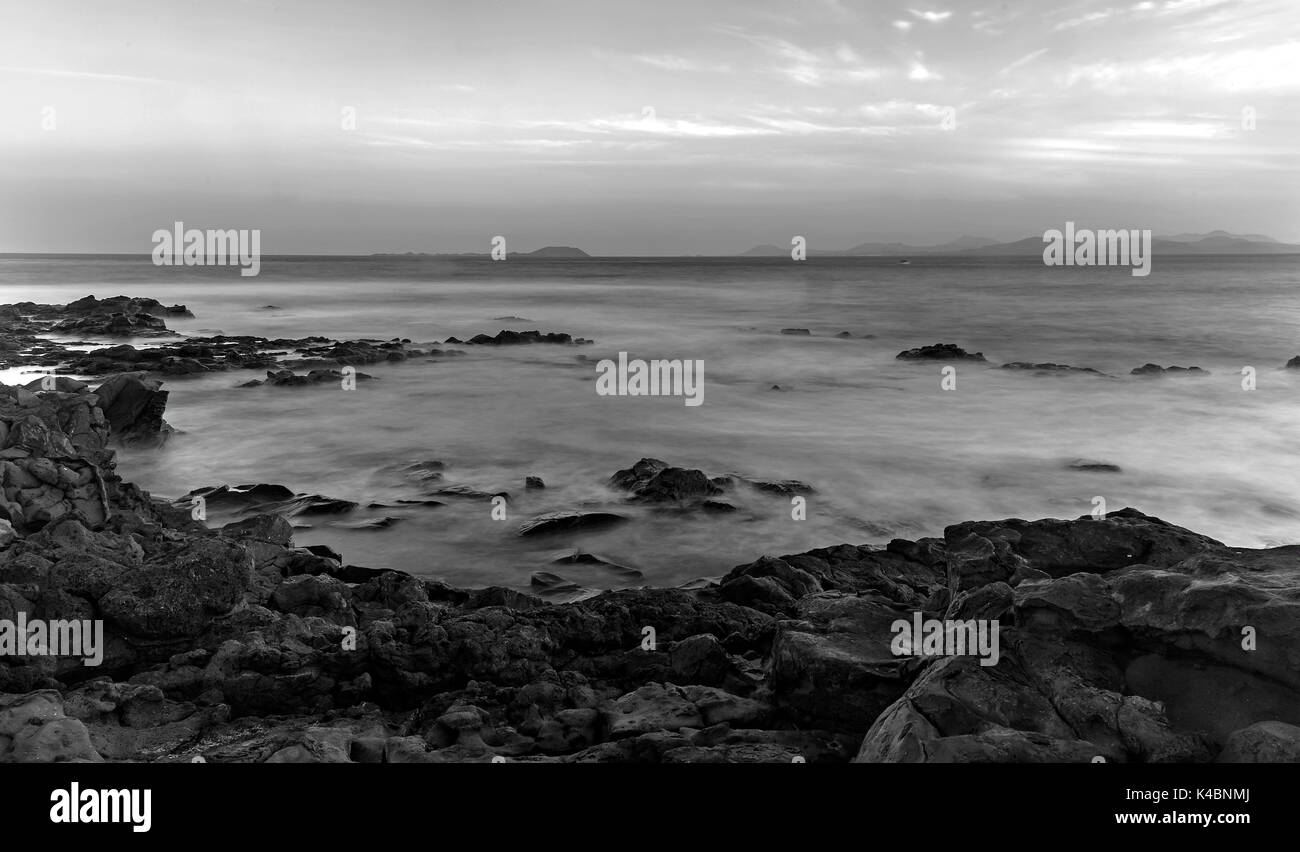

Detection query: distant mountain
(741, 244), (789, 257)
(1160, 230), (1279, 244)
(956, 237), (1047, 256)
(960, 233), (1300, 256)
(511, 246), (590, 258)
(1147, 235), (1296, 254)
(742, 231), (1299, 257)
(836, 235), (1001, 255)
(740, 236), (1001, 257)
(934, 235), (1002, 251)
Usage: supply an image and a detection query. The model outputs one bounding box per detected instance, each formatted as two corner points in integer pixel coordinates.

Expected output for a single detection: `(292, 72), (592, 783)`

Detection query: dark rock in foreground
(896, 343), (988, 362)
(1, 379), (1298, 764)
(95, 373), (173, 447)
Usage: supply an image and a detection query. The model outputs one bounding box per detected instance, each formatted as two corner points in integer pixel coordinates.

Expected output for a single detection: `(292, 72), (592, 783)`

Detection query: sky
(0, 0), (1297, 254)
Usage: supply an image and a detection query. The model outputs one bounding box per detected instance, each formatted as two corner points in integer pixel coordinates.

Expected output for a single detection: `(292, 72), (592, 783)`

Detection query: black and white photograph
(0, 0), (1296, 830)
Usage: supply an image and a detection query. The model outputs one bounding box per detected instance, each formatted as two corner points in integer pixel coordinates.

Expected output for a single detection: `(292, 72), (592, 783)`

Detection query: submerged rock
(1067, 458), (1122, 473)
(516, 511), (628, 537)
(1130, 363), (1209, 376)
(896, 343), (988, 362)
(1002, 362), (1108, 376)
(609, 458), (729, 504)
(551, 551), (643, 580)
(465, 330), (593, 346)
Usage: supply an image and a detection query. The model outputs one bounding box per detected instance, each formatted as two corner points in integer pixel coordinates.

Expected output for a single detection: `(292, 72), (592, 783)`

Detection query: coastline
(0, 297), (1298, 763)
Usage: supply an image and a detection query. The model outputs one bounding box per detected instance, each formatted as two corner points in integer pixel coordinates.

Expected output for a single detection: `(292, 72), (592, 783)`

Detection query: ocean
(2, 254), (1298, 591)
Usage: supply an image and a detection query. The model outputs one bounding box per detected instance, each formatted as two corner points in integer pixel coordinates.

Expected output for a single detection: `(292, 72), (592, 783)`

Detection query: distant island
(372, 246), (591, 259)
(740, 231), (1300, 257)
(364, 231), (1297, 260)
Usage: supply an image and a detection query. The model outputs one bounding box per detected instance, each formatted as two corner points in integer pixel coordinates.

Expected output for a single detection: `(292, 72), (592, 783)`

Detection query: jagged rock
(93, 373), (171, 447)
(943, 508), (1222, 590)
(1218, 721), (1300, 763)
(184, 483), (295, 512)
(771, 592), (917, 729)
(269, 575), (355, 625)
(255, 368), (374, 388)
(720, 543), (942, 615)
(1131, 363), (1209, 376)
(221, 513), (295, 547)
(0, 690), (103, 762)
(608, 458), (730, 504)
(603, 683), (704, 738)
(896, 343), (987, 362)
(1001, 362), (1108, 376)
(516, 511), (628, 537)
(99, 538), (254, 639)
(735, 476), (815, 496)
(465, 330), (592, 345)
(1067, 458), (1122, 472)
(551, 551), (643, 580)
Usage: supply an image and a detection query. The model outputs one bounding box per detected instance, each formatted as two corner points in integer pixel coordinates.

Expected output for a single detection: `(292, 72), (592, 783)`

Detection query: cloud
(1054, 9), (1123, 30)
(1063, 42), (1300, 92)
(579, 111), (782, 138)
(1085, 119), (1229, 139)
(908, 9), (953, 22)
(999, 48), (1048, 75)
(632, 54), (732, 72)
(908, 61), (942, 81)
(713, 26), (887, 86)
(0, 66), (170, 85)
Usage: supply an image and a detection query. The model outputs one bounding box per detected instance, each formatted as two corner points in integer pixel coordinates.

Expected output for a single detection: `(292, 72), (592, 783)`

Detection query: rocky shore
(1, 298), (1298, 763)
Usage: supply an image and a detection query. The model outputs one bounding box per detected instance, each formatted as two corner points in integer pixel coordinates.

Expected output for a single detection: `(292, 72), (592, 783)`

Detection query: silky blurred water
(2, 254), (1298, 589)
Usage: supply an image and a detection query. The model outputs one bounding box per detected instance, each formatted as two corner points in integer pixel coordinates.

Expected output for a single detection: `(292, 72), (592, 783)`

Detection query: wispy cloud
(631, 54), (733, 72)
(1063, 42), (1300, 92)
(0, 66), (170, 85)
(999, 48), (1048, 75)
